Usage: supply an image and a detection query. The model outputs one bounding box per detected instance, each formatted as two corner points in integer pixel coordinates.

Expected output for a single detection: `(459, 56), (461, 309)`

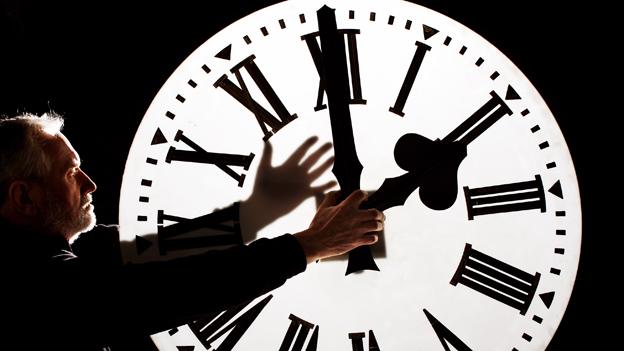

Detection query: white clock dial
(119, 1), (581, 350)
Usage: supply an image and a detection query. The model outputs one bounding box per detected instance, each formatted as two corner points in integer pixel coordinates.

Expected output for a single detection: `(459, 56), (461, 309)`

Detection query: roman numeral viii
(166, 130), (255, 187)
(464, 175), (546, 220)
(349, 330), (381, 351)
(301, 29), (366, 111)
(279, 314), (319, 351)
(451, 243), (540, 315)
(215, 54), (297, 141)
(157, 203), (242, 255)
(188, 295), (272, 350)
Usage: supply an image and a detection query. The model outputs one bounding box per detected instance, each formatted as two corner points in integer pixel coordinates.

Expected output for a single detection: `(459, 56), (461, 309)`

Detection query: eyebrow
(68, 153), (81, 169)
(71, 150), (82, 166)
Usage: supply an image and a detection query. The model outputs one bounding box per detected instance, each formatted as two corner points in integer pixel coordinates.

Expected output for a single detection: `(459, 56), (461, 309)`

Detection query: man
(0, 113), (384, 350)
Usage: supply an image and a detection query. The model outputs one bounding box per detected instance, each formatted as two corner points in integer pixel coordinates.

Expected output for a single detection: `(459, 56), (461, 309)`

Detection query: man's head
(0, 113), (97, 241)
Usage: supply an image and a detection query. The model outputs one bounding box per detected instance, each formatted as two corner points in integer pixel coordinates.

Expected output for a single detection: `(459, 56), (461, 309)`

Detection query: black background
(1, 0), (606, 349)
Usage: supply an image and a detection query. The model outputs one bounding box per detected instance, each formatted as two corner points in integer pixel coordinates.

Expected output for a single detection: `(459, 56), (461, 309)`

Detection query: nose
(79, 169), (97, 194)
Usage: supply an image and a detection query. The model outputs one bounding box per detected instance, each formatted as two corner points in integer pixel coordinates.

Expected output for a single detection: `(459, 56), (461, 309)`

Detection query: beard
(43, 192), (97, 241)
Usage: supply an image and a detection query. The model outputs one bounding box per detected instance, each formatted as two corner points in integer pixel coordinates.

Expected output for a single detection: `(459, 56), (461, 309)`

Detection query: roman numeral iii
(463, 175), (546, 220)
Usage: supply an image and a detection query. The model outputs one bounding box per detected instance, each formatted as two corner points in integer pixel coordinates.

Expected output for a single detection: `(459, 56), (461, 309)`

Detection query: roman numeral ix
(157, 203), (242, 255)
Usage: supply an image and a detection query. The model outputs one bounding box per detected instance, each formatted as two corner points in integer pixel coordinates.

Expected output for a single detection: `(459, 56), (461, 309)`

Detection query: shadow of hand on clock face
(240, 136), (336, 243)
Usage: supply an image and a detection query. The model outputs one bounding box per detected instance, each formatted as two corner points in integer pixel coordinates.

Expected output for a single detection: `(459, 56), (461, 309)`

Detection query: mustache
(81, 194), (93, 207)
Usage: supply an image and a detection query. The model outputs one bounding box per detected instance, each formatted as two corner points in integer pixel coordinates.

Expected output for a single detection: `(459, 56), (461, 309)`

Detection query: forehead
(42, 133), (80, 169)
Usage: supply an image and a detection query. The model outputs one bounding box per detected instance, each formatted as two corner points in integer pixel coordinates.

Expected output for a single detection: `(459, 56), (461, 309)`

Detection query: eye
(67, 167), (79, 177)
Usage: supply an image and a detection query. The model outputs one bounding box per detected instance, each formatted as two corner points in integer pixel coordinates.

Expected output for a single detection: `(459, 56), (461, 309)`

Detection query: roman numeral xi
(215, 55), (297, 141)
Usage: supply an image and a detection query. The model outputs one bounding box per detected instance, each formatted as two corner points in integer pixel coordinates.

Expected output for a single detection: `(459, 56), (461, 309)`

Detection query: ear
(6, 181), (42, 216)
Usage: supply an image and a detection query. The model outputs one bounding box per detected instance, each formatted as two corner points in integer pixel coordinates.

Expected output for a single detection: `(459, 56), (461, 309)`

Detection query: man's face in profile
(39, 133), (97, 240)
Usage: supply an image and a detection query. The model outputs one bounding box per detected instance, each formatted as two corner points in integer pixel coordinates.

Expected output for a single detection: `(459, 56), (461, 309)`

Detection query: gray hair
(0, 113), (65, 204)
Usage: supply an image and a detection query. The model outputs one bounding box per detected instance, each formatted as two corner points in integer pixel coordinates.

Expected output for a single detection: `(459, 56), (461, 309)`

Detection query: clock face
(118, 0), (582, 350)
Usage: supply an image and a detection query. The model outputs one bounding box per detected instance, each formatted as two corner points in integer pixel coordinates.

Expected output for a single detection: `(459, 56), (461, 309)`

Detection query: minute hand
(317, 6), (378, 274)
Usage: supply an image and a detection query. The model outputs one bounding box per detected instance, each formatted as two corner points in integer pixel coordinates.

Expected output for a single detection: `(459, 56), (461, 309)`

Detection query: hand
(240, 137), (336, 242)
(294, 190), (384, 264)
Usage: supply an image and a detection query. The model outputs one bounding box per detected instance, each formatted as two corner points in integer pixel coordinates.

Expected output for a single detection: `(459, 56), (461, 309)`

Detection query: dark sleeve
(70, 224), (122, 265)
(70, 233), (307, 342)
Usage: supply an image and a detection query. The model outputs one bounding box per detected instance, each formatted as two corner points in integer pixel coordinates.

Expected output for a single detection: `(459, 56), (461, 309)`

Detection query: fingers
(351, 209), (384, 235)
(286, 136), (318, 164)
(363, 234), (379, 245)
(358, 219), (384, 233)
(259, 140), (274, 168)
(318, 190), (341, 208)
(360, 208), (384, 222)
(308, 155), (334, 180)
(312, 180), (337, 194)
(301, 142), (332, 170)
(353, 232), (379, 247)
(343, 189), (368, 208)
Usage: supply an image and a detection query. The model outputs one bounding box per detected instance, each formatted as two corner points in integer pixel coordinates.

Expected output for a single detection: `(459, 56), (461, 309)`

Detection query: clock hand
(418, 91), (512, 210)
(317, 6), (362, 194)
(373, 91), (512, 211)
(364, 134), (466, 211)
(441, 91), (512, 145)
(317, 6), (378, 275)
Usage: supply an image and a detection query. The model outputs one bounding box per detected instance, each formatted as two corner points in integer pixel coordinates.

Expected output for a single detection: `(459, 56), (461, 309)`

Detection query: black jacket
(0, 218), (306, 350)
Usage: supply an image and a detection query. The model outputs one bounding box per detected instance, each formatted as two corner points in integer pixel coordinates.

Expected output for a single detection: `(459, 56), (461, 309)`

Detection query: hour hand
(365, 134), (467, 211)
(317, 6), (377, 274)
